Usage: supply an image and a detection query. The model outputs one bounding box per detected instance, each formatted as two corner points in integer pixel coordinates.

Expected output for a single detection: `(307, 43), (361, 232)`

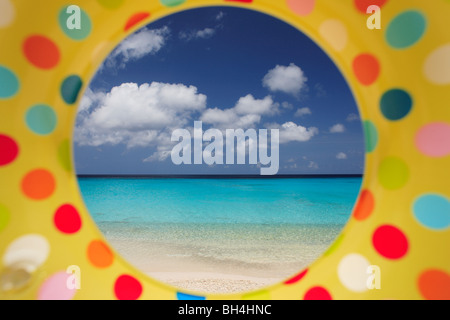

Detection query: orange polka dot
(352, 53), (380, 86)
(124, 12), (150, 32)
(21, 169), (56, 200)
(353, 189), (375, 221)
(87, 240), (114, 268)
(418, 269), (450, 300)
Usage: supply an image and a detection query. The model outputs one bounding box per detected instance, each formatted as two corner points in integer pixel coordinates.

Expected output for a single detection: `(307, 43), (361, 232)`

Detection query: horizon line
(77, 173), (363, 179)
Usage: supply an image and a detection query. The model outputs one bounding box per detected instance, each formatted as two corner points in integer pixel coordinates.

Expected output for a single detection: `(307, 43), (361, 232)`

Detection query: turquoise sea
(77, 176), (362, 283)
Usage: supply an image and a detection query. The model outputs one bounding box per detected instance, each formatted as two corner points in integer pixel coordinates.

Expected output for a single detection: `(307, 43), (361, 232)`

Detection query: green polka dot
(378, 157), (409, 190)
(61, 75), (83, 105)
(386, 10), (427, 49)
(0, 65), (19, 99)
(160, 0), (186, 7)
(97, 0), (124, 9)
(380, 89), (412, 121)
(0, 204), (10, 232)
(58, 139), (72, 172)
(58, 5), (92, 40)
(363, 120), (378, 153)
(25, 104), (57, 135)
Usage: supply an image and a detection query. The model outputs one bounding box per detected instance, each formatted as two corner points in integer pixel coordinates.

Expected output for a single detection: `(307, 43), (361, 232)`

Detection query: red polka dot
(0, 134), (19, 166)
(54, 204), (82, 234)
(23, 35), (60, 69)
(114, 275), (143, 300)
(124, 12), (150, 32)
(352, 53), (380, 86)
(372, 225), (408, 259)
(353, 189), (375, 221)
(284, 269), (308, 285)
(304, 286), (332, 300)
(354, 0), (388, 14)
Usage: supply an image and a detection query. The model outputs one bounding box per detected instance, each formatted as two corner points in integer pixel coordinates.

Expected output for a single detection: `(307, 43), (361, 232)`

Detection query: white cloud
(75, 82), (207, 148)
(267, 121), (318, 144)
(104, 27), (170, 70)
(329, 123), (346, 133)
(308, 161), (319, 169)
(294, 107), (312, 117)
(336, 152), (347, 160)
(262, 63), (308, 97)
(346, 113), (360, 122)
(200, 94), (278, 129)
(215, 11), (225, 21)
(179, 27), (216, 41)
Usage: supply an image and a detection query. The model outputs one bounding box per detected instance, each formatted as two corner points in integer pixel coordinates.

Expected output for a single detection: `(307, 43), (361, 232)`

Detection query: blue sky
(74, 6), (364, 175)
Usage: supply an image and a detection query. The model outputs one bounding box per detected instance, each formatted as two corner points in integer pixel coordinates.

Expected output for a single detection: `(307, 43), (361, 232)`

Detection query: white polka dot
(337, 253), (371, 292)
(424, 44), (450, 85)
(0, 0), (15, 28)
(3, 234), (50, 272)
(319, 19), (348, 52)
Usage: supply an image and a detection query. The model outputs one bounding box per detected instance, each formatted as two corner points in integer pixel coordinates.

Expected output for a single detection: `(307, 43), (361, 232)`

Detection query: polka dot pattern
(0, 0), (15, 28)
(160, 0), (187, 7)
(353, 189), (375, 221)
(372, 225), (409, 259)
(59, 6), (92, 41)
(354, 0), (388, 14)
(378, 157), (409, 190)
(97, 0), (124, 9)
(61, 75), (83, 105)
(0, 0), (447, 301)
(352, 54), (380, 86)
(124, 12), (150, 32)
(363, 120), (378, 153)
(54, 204), (82, 234)
(21, 169), (56, 200)
(0, 65), (19, 98)
(303, 286), (332, 300)
(380, 89), (412, 121)
(418, 269), (450, 300)
(23, 35), (60, 69)
(413, 194), (450, 230)
(338, 253), (371, 292)
(25, 104), (57, 135)
(286, 0), (315, 17)
(386, 10), (427, 49)
(319, 19), (348, 52)
(114, 275), (143, 300)
(38, 271), (77, 300)
(423, 44), (450, 85)
(284, 269), (308, 285)
(0, 134), (19, 166)
(87, 240), (114, 268)
(415, 122), (450, 158)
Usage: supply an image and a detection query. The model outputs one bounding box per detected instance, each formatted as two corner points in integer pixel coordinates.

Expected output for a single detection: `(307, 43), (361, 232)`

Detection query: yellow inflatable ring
(1, 0), (449, 300)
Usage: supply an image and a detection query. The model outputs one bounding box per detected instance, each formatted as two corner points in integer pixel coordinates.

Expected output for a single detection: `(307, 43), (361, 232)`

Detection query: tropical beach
(79, 176), (361, 293)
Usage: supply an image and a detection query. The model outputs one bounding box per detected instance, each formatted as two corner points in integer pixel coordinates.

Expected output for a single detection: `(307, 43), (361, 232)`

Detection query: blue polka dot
(61, 75), (83, 105)
(380, 89), (413, 121)
(176, 292), (206, 300)
(413, 194), (450, 230)
(0, 65), (19, 99)
(25, 104), (57, 135)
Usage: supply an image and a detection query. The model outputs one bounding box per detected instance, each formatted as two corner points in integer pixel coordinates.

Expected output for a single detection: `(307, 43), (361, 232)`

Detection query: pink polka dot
(303, 286), (332, 300)
(415, 122), (450, 157)
(287, 0), (315, 16)
(114, 274), (143, 300)
(372, 225), (409, 259)
(38, 272), (77, 300)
